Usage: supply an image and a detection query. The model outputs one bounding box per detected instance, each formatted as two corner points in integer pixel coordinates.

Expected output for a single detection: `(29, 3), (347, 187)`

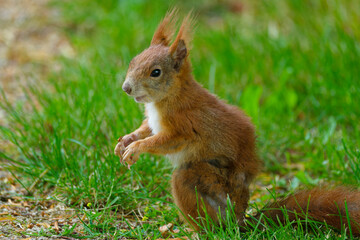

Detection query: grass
(1, 0), (360, 238)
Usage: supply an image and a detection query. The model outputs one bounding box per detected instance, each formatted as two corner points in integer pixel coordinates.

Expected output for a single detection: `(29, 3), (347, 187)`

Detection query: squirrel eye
(150, 69), (161, 77)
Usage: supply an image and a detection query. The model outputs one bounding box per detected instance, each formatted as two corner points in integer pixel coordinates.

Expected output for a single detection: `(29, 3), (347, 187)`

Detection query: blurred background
(1, 0), (359, 238)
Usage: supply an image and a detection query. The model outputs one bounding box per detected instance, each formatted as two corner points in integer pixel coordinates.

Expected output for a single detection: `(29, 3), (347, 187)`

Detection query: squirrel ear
(169, 12), (194, 71)
(170, 39), (187, 71)
(151, 9), (177, 46)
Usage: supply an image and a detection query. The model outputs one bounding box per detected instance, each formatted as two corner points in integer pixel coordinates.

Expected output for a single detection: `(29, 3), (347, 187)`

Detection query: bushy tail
(258, 187), (360, 236)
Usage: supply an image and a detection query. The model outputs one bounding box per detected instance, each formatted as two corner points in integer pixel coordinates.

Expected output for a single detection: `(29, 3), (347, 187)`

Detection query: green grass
(1, 0), (360, 238)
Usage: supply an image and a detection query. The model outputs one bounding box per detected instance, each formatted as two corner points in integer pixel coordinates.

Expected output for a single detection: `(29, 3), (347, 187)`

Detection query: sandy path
(0, 1), (79, 239)
(0, 0), (73, 124)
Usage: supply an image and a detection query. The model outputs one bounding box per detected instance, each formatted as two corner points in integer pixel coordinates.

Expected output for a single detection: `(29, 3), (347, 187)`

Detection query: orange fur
(260, 187), (360, 235)
(169, 11), (194, 54)
(151, 8), (178, 46)
(114, 10), (360, 236)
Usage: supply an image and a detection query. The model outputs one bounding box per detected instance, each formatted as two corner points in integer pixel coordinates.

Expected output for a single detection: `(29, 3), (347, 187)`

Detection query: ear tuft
(151, 8), (178, 46)
(169, 12), (195, 71)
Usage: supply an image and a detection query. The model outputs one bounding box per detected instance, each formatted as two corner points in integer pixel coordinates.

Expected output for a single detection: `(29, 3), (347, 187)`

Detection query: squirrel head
(122, 9), (194, 103)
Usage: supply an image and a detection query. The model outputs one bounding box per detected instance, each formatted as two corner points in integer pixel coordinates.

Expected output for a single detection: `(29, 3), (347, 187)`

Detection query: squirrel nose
(122, 83), (132, 94)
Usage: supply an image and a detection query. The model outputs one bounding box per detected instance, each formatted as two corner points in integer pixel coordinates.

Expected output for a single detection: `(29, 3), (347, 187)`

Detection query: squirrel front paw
(114, 134), (137, 163)
(122, 142), (141, 169)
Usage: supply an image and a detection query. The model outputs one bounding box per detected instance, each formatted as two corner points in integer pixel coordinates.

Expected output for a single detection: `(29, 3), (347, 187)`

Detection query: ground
(1, 0), (359, 239)
(0, 0), (77, 239)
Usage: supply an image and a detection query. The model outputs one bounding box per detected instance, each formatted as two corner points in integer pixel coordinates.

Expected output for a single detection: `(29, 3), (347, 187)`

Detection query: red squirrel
(114, 10), (360, 235)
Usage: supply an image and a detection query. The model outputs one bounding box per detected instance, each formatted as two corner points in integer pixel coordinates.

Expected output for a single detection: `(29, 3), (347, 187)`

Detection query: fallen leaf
(37, 222), (51, 229)
(7, 199), (22, 206)
(54, 221), (60, 233)
(0, 216), (16, 222)
(159, 223), (174, 237)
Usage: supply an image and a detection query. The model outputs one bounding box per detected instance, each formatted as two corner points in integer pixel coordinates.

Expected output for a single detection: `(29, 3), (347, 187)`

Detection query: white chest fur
(145, 103), (162, 135)
(146, 103), (186, 167)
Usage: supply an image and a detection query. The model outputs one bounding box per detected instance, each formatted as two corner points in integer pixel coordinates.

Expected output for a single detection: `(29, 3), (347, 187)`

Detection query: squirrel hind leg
(171, 160), (249, 229)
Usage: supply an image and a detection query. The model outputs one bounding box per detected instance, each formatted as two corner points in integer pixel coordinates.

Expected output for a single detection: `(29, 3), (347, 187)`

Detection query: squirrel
(114, 9), (360, 235)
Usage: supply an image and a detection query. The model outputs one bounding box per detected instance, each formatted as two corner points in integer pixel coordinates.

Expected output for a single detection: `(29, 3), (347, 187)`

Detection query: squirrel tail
(255, 187), (360, 236)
